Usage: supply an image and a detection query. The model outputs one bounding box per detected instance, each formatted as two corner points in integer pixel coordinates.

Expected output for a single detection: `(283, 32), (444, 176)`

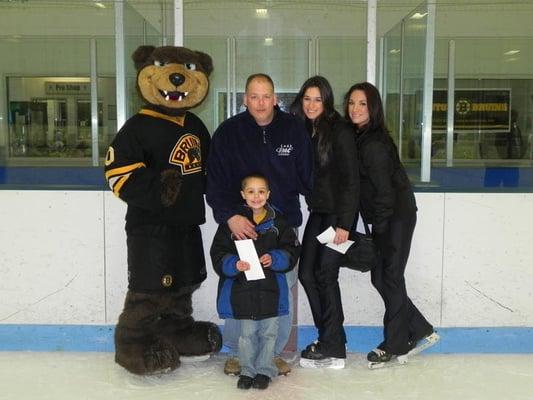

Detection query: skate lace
(373, 348), (386, 356)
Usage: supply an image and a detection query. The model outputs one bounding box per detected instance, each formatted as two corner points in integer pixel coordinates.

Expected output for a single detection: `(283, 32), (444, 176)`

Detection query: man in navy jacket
(207, 73), (313, 375)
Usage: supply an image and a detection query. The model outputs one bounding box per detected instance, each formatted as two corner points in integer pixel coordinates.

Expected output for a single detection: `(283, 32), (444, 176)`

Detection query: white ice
(1, 352), (532, 400)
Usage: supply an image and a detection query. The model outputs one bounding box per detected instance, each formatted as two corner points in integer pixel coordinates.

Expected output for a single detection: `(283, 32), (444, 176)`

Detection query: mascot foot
(207, 322), (223, 353)
(172, 321), (222, 356)
(143, 342), (181, 374)
(115, 340), (180, 375)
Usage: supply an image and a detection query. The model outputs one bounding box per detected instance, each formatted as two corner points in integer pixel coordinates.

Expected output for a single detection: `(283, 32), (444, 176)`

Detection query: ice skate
(299, 342), (345, 369)
(367, 348), (408, 370)
(407, 331), (440, 357)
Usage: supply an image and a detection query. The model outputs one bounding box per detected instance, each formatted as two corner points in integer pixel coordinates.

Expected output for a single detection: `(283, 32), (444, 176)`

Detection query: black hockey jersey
(105, 107), (211, 231)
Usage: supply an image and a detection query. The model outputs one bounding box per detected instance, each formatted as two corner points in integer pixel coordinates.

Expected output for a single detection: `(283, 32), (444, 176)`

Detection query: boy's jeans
(223, 268), (297, 356)
(239, 316), (279, 379)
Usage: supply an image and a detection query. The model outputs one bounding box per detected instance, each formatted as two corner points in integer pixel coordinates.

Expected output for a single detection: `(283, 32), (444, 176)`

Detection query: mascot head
(132, 45), (213, 115)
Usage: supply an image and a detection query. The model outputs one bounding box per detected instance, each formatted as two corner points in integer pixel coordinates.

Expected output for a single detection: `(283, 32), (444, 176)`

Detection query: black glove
(160, 169), (183, 207)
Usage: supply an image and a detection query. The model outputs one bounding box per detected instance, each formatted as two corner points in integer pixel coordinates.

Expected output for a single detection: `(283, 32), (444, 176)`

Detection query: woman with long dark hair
(344, 82), (439, 367)
(290, 76), (359, 369)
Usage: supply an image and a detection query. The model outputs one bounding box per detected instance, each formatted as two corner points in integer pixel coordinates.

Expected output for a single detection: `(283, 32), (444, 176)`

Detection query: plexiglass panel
(318, 38), (366, 112)
(184, 36), (228, 134)
(234, 37), (310, 113)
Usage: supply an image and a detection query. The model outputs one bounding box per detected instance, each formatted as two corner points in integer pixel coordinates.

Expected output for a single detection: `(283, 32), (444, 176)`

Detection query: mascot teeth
(159, 89), (188, 101)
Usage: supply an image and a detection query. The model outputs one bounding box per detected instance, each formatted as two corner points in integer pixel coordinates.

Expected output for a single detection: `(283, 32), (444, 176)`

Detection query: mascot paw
(143, 341), (181, 374)
(160, 169), (183, 207)
(207, 323), (223, 353)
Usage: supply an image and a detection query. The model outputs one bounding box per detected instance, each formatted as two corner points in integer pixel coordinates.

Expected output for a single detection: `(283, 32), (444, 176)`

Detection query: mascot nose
(169, 73), (185, 86)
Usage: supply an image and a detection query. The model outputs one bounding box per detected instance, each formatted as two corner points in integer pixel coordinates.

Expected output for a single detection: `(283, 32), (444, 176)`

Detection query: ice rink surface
(1, 352), (532, 400)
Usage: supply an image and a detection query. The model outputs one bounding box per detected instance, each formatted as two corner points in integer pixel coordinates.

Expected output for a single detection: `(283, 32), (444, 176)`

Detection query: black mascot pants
(371, 212), (433, 355)
(126, 224), (206, 292)
(299, 212), (346, 358)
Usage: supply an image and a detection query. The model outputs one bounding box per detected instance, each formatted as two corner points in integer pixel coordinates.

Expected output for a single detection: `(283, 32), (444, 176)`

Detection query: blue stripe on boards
(1, 325), (532, 353)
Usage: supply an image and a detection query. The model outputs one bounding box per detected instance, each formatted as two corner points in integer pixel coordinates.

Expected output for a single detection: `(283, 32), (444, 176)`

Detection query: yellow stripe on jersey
(139, 109), (186, 127)
(105, 162), (146, 180)
(112, 174), (131, 196)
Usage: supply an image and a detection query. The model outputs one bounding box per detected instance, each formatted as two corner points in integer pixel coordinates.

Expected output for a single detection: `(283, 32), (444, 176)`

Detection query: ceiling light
(504, 50), (520, 56)
(389, 49), (400, 54)
(256, 8), (268, 18)
(411, 12), (427, 19)
(264, 37), (273, 46)
(94, 2), (106, 8)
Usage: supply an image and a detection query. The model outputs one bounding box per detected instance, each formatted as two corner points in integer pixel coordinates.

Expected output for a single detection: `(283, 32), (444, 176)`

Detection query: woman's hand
(333, 227), (349, 245)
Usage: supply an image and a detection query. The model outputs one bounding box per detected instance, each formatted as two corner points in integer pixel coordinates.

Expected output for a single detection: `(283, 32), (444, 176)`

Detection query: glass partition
(0, 1), (116, 175)
(234, 37), (310, 114)
(184, 36), (228, 134)
(317, 38), (366, 112)
(382, 2), (430, 184)
(123, 1), (167, 120)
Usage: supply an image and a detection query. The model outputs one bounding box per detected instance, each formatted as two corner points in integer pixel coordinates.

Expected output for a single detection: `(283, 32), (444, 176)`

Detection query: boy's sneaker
(299, 342), (345, 369)
(223, 357), (241, 376)
(236, 375), (253, 390)
(252, 374), (271, 390)
(273, 356), (291, 375)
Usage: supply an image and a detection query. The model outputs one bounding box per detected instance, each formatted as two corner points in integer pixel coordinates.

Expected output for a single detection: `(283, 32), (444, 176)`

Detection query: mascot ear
(195, 51), (213, 77)
(132, 45), (156, 70)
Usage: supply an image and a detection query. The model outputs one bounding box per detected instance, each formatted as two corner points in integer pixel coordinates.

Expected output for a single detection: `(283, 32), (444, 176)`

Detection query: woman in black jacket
(344, 82), (438, 366)
(290, 76), (359, 369)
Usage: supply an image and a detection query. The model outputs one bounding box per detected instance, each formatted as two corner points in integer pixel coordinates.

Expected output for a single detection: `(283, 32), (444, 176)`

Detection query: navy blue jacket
(206, 108), (313, 227)
(210, 204), (300, 320)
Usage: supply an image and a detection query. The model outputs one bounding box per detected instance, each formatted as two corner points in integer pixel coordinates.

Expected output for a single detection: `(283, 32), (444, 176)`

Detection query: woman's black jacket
(305, 117), (360, 230)
(354, 127), (417, 250)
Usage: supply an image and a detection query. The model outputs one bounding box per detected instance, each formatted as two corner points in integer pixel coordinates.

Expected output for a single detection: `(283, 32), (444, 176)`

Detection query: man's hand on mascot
(228, 215), (258, 240)
(160, 169), (183, 207)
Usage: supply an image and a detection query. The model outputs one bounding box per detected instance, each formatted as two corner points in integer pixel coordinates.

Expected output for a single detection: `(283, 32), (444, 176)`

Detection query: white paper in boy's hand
(317, 226), (354, 254)
(234, 239), (266, 281)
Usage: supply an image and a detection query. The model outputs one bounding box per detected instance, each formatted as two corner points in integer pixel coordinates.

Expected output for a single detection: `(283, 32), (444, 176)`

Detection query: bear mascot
(104, 45), (222, 375)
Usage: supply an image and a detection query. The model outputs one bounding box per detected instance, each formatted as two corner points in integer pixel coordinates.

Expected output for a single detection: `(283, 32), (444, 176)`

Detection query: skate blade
(180, 354), (210, 363)
(407, 332), (440, 357)
(299, 357), (345, 369)
(368, 355), (408, 370)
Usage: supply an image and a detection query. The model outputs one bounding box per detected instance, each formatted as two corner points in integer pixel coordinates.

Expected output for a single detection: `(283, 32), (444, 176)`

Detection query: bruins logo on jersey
(169, 134), (202, 174)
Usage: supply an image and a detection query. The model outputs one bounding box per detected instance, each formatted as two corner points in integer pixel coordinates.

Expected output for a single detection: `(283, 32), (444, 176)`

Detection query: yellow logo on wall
(169, 134), (202, 174)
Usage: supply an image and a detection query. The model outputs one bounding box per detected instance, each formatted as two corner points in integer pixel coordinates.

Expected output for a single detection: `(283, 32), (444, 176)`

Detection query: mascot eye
(185, 63), (196, 71)
(154, 60), (169, 67)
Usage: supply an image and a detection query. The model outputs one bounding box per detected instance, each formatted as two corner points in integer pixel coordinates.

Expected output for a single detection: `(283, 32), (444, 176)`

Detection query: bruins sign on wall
(431, 89), (510, 132)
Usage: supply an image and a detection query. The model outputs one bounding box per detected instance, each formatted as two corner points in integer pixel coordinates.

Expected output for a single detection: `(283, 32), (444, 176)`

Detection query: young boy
(210, 173), (300, 390)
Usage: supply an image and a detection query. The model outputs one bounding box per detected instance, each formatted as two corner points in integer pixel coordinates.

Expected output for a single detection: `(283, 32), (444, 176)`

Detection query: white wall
(1, 190), (532, 328)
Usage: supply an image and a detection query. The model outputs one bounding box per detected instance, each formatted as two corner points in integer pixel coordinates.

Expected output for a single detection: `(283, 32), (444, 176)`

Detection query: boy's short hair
(241, 173), (270, 190)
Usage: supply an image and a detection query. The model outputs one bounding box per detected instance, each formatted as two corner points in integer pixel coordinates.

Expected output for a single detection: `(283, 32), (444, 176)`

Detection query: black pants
(299, 212), (346, 358)
(371, 212), (433, 355)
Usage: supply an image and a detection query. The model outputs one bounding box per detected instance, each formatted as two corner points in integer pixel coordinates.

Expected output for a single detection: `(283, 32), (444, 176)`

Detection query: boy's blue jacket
(206, 107), (313, 228)
(210, 204), (301, 320)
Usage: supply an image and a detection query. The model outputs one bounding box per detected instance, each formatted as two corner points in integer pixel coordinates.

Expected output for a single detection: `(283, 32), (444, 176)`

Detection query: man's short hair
(245, 73), (275, 93)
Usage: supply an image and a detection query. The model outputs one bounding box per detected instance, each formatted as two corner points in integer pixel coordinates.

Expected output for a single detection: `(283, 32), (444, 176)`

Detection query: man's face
(244, 78), (277, 126)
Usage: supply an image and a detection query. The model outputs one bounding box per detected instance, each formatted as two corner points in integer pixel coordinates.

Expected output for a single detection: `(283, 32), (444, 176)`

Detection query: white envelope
(317, 226), (354, 254)
(234, 239), (266, 281)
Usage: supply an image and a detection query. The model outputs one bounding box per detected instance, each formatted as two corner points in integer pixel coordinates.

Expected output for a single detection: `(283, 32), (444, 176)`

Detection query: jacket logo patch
(276, 144), (293, 156)
(169, 134), (202, 174)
